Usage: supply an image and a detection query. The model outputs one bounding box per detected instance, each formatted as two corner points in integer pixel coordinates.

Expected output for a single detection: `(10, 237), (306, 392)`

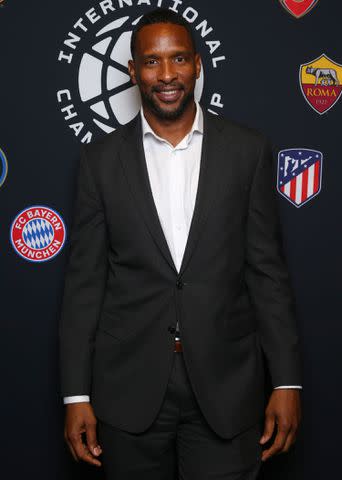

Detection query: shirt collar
(140, 100), (203, 147)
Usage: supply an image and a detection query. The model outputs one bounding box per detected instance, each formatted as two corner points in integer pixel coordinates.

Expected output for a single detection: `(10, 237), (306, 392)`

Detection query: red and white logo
(279, 0), (319, 18)
(10, 205), (66, 262)
(277, 149), (323, 207)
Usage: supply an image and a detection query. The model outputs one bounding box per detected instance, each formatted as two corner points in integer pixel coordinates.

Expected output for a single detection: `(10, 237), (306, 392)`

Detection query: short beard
(140, 88), (194, 121)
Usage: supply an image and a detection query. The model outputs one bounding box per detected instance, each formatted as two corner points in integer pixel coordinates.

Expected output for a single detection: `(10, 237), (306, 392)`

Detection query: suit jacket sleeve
(59, 144), (108, 397)
(245, 137), (303, 387)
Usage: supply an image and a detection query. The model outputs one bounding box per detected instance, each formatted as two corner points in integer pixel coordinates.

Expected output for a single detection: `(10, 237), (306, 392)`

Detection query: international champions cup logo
(279, 0), (319, 18)
(56, 1), (227, 143)
(10, 206), (67, 262)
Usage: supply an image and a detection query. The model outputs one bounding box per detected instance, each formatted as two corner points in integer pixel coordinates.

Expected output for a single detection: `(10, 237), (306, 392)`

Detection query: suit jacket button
(176, 280), (184, 289)
(168, 326), (176, 334)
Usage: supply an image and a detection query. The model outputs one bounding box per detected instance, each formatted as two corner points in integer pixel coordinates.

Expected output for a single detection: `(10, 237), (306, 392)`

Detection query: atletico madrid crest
(279, 0), (319, 18)
(277, 149), (323, 207)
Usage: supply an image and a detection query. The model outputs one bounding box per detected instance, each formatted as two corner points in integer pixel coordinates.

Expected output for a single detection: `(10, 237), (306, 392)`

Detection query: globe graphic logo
(78, 15), (205, 134)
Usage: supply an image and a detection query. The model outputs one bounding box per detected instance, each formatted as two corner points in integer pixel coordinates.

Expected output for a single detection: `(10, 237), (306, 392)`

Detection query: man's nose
(158, 60), (177, 83)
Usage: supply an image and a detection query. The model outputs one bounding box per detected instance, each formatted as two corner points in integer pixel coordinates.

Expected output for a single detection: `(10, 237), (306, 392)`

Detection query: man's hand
(259, 389), (302, 462)
(64, 402), (103, 467)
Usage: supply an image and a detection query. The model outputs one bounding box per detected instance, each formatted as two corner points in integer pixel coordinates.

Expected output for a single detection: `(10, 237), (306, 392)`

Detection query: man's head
(128, 8), (201, 121)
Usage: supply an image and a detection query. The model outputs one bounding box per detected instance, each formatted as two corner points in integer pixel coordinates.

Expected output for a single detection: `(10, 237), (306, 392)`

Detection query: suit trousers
(97, 350), (263, 480)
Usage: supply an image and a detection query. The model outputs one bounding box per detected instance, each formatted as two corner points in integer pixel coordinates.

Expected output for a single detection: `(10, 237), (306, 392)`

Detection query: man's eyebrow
(172, 50), (193, 56)
(142, 54), (160, 60)
(141, 50), (193, 59)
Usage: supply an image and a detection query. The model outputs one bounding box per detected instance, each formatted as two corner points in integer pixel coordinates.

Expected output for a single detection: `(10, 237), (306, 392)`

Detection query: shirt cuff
(273, 385), (303, 389)
(63, 395), (90, 404)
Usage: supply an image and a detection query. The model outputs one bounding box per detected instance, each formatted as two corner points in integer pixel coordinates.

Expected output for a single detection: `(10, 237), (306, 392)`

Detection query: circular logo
(56, 2), (226, 143)
(10, 205), (67, 262)
(0, 147), (8, 188)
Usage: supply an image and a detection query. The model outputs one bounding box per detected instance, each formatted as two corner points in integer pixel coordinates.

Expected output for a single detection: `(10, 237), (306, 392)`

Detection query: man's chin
(153, 105), (184, 120)
(148, 96), (193, 121)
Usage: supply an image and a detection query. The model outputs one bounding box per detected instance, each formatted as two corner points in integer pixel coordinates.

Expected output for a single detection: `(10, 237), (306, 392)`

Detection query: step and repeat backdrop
(1, 1), (340, 479)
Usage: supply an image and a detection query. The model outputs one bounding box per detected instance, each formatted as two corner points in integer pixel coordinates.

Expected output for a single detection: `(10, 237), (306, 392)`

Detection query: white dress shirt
(63, 102), (302, 404)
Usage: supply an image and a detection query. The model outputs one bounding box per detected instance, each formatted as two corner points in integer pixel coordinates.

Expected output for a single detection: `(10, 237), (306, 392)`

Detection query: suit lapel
(119, 108), (233, 277)
(178, 110), (231, 276)
(120, 116), (178, 273)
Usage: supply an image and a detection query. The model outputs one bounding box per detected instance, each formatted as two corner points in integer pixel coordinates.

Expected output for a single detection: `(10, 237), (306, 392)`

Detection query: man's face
(128, 22), (201, 121)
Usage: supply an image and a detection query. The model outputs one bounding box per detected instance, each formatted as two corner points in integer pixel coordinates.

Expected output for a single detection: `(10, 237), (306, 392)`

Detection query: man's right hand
(64, 402), (103, 467)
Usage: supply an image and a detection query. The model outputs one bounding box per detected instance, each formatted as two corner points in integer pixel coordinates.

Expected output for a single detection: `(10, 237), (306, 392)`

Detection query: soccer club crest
(10, 205), (67, 262)
(279, 0), (319, 18)
(0, 146), (8, 188)
(300, 54), (342, 114)
(277, 149), (323, 207)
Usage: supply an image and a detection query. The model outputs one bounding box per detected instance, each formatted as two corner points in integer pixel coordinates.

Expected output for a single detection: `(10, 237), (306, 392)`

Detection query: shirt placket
(169, 139), (190, 340)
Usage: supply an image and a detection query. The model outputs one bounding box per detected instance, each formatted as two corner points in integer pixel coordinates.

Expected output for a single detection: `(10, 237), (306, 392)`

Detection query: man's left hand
(259, 389), (302, 462)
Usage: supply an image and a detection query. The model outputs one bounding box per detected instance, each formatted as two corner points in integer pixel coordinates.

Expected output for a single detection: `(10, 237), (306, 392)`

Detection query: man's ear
(195, 53), (201, 80)
(128, 59), (137, 85)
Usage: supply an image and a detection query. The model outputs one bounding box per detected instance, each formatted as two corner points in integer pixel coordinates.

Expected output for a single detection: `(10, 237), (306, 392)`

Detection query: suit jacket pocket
(97, 310), (134, 342)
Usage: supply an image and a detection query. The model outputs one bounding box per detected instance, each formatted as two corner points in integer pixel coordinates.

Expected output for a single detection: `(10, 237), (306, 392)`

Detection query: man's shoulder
(207, 111), (269, 148)
(83, 116), (139, 157)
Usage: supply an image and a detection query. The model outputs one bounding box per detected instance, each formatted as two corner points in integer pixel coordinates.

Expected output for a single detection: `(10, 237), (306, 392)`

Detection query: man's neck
(142, 101), (197, 147)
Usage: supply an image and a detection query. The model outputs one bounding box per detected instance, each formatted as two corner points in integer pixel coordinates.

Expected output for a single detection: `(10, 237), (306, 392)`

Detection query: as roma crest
(279, 0), (319, 18)
(299, 54), (342, 114)
(277, 149), (323, 207)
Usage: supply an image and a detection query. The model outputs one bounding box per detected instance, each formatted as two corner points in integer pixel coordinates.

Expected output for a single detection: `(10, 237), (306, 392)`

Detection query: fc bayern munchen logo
(10, 205), (67, 262)
(277, 149), (323, 207)
(279, 0), (319, 18)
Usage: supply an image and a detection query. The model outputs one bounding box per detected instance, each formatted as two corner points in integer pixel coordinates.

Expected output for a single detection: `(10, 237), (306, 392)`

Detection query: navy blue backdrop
(1, 1), (341, 479)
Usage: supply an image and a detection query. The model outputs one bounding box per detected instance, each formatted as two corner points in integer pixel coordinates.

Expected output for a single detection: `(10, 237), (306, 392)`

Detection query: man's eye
(146, 59), (157, 65)
(175, 56), (185, 63)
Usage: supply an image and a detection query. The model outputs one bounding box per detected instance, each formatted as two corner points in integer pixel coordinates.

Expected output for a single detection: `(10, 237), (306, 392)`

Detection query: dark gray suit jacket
(59, 107), (302, 439)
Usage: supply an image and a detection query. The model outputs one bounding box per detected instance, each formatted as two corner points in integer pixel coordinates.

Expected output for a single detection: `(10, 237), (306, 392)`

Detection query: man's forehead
(135, 23), (194, 51)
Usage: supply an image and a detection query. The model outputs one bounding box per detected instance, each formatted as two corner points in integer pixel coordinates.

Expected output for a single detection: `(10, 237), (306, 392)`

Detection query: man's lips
(153, 87), (183, 103)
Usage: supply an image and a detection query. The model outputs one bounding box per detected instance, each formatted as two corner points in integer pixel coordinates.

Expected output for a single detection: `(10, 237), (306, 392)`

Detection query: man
(59, 8), (302, 479)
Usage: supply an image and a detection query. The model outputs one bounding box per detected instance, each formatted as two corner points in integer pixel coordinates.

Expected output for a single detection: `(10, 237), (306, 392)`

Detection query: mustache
(152, 84), (184, 93)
